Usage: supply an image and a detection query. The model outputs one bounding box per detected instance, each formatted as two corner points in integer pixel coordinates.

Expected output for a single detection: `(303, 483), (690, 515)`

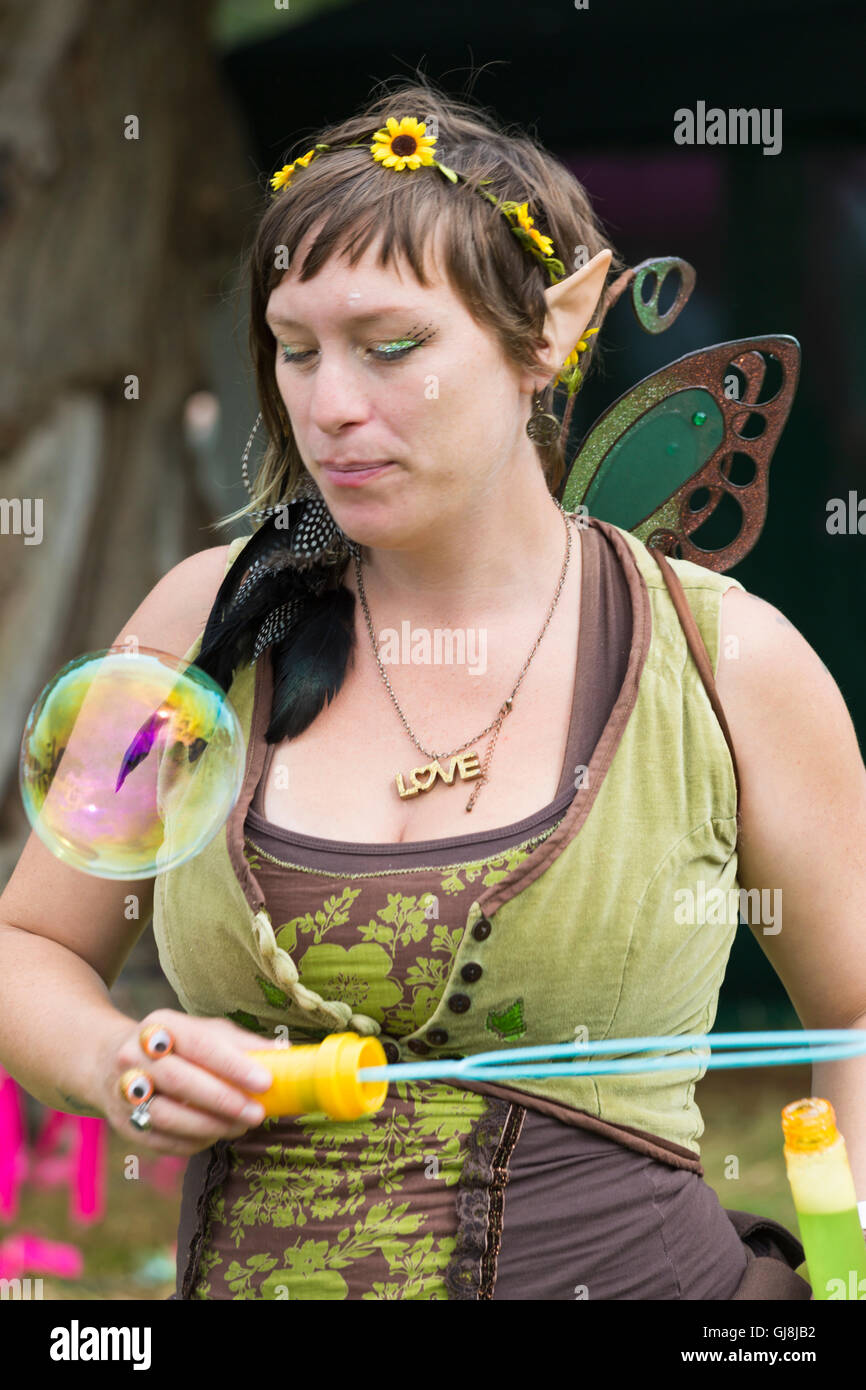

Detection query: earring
(239, 412), (361, 561)
(525, 391), (561, 445)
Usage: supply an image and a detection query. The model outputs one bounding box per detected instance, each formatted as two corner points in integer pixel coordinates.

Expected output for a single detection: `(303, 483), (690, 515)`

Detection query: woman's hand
(94, 1010), (288, 1155)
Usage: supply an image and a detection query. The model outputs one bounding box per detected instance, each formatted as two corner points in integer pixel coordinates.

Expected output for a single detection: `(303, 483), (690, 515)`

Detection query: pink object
(0, 1232), (84, 1280)
(30, 1109), (107, 1224)
(73, 1116), (106, 1222)
(0, 1074), (93, 1287)
(0, 1068), (27, 1220)
(0, 1068), (107, 1225)
(0, 1067), (176, 1286)
(141, 1155), (185, 1195)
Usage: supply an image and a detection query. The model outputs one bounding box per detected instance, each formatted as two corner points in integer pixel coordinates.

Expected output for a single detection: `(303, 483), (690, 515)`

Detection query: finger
(118, 1121), (233, 1160)
(126, 1053), (268, 1126)
(146, 1013), (289, 1049)
(121, 1091), (260, 1146)
(125, 1019), (283, 1097)
(210, 1020), (293, 1052)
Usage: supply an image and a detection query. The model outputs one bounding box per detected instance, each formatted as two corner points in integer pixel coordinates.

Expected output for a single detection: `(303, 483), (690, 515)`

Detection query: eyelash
(278, 325), (435, 368)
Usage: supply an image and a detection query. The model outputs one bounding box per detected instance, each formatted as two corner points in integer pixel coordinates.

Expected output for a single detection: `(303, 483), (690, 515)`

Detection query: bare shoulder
(715, 582), (864, 854)
(116, 543), (233, 661)
(715, 584), (839, 722)
(149, 542), (233, 600)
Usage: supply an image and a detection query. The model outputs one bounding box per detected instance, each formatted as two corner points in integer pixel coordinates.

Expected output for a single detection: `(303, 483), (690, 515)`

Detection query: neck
(347, 473), (571, 627)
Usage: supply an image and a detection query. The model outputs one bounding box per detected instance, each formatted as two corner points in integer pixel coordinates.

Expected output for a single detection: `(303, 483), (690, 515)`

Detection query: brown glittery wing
(559, 259), (800, 572)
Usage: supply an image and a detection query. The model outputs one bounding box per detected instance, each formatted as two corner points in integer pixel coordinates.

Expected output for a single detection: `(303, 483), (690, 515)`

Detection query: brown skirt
(171, 1091), (812, 1300)
(725, 1208), (812, 1300)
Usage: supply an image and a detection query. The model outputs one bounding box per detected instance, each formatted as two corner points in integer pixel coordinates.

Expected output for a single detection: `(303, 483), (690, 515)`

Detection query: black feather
(196, 510), (320, 686)
(268, 584), (357, 741)
(192, 506), (358, 740)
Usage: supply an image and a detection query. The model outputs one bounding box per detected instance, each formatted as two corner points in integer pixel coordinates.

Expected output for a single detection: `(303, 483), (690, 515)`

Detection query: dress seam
(647, 1160), (683, 1299)
(243, 823), (560, 878)
(480, 1103), (526, 1300)
(179, 1139), (234, 1300)
(442, 1097), (522, 1300)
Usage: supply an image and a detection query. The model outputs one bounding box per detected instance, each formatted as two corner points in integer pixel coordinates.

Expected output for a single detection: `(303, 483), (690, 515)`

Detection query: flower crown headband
(269, 115), (598, 397)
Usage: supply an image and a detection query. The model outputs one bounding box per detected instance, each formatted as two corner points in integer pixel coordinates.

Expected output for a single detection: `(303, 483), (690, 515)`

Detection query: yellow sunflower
(560, 327), (599, 369)
(370, 116), (437, 171)
(269, 148), (317, 192)
(557, 328), (599, 384)
(514, 201), (554, 258)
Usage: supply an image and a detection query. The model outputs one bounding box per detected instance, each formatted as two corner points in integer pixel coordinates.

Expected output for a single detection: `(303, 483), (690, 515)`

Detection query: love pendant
(395, 751), (482, 799)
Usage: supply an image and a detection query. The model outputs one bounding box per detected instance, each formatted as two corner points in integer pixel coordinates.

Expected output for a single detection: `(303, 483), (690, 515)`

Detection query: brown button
(426, 1028), (449, 1046)
(407, 1038), (430, 1055)
(448, 994), (471, 1014)
(472, 917), (492, 941)
(382, 1041), (400, 1063)
(461, 962), (482, 983)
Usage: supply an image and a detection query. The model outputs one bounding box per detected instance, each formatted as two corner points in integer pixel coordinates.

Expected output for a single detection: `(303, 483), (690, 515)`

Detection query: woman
(1, 77), (864, 1301)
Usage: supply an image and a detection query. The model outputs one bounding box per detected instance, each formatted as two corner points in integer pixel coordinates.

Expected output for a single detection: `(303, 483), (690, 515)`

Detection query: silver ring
(129, 1099), (153, 1131)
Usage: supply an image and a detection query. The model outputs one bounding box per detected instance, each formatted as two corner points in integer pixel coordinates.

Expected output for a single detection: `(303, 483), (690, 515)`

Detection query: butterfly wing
(612, 256), (697, 335)
(560, 335), (800, 571)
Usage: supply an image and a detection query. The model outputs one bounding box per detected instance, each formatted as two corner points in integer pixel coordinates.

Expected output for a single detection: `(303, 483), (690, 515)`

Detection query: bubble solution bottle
(782, 1097), (866, 1300)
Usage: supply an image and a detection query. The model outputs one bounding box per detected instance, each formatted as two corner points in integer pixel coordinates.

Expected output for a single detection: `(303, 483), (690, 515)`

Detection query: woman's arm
(0, 544), (242, 1127)
(716, 586), (866, 1194)
(0, 916), (144, 1115)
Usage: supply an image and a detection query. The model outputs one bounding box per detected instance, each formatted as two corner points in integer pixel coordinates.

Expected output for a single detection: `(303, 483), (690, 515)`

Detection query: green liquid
(797, 1208), (866, 1299)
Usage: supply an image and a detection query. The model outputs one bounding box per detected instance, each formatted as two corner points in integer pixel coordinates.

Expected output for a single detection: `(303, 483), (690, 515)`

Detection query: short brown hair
(218, 72), (624, 530)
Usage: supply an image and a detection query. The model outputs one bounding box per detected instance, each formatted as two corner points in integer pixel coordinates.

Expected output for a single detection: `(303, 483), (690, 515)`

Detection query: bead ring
(140, 1024), (175, 1060)
(119, 1069), (155, 1105)
(119, 1068), (156, 1132)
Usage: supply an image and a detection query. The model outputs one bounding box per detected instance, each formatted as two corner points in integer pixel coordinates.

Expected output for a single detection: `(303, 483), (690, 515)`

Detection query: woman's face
(264, 223), (539, 551)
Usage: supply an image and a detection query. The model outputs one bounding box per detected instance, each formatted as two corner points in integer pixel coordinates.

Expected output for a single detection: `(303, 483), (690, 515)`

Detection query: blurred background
(0, 0), (863, 1298)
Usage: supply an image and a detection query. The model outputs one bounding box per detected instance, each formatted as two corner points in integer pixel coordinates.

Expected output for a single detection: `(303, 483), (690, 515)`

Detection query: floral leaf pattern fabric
(191, 827), (557, 1299)
(250, 827), (557, 1036)
(189, 1084), (489, 1299)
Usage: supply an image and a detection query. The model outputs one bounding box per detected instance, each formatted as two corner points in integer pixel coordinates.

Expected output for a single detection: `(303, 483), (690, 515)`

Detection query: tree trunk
(0, 0), (251, 899)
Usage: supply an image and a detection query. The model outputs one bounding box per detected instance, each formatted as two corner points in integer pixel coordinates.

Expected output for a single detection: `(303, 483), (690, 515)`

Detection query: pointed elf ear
(533, 249), (613, 387)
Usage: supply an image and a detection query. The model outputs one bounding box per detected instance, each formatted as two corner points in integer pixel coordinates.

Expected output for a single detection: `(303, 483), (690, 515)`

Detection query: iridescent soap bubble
(19, 647), (245, 879)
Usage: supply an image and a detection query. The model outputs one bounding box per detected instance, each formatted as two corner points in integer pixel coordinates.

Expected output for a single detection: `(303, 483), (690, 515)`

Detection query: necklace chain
(352, 502), (576, 810)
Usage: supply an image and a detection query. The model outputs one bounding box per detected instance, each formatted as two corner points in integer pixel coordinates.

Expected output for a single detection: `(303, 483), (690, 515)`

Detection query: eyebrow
(265, 307), (421, 329)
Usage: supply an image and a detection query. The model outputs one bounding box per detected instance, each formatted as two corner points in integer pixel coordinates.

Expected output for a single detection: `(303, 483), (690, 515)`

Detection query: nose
(305, 350), (373, 434)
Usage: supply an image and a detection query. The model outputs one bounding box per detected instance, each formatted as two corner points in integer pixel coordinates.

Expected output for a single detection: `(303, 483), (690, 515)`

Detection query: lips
(320, 459), (393, 472)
